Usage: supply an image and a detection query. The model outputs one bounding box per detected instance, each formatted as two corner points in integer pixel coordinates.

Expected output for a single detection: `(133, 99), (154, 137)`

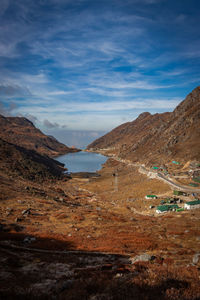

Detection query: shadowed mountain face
(87, 86), (200, 164)
(0, 138), (65, 181)
(0, 115), (79, 157)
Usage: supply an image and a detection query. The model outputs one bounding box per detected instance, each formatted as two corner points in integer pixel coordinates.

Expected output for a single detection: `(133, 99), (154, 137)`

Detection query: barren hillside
(0, 115), (79, 157)
(87, 86), (200, 164)
(0, 138), (65, 181)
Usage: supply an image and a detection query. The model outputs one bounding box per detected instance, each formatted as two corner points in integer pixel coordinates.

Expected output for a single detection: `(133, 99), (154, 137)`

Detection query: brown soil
(0, 138), (65, 181)
(0, 158), (200, 299)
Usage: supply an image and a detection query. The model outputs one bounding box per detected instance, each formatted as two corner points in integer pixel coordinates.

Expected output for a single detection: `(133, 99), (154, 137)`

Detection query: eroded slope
(87, 86), (200, 164)
(0, 115), (79, 157)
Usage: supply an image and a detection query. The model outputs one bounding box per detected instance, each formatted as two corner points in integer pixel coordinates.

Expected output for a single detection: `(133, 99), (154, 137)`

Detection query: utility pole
(113, 171), (118, 192)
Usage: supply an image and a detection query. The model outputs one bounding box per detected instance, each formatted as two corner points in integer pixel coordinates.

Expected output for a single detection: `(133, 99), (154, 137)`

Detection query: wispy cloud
(40, 98), (181, 113)
(88, 79), (173, 90)
(15, 96), (181, 131)
(0, 0), (199, 133)
(43, 119), (60, 129)
(0, 100), (17, 116)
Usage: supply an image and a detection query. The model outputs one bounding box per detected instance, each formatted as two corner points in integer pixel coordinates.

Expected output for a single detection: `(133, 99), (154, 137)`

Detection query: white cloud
(17, 97), (180, 114)
(22, 73), (48, 84)
(46, 90), (74, 96)
(0, 0), (198, 134)
(14, 96), (181, 131)
(92, 80), (173, 90)
(43, 119), (60, 128)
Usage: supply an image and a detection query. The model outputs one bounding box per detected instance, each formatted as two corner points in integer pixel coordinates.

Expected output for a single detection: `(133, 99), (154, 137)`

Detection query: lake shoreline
(56, 150), (108, 173)
(70, 172), (101, 178)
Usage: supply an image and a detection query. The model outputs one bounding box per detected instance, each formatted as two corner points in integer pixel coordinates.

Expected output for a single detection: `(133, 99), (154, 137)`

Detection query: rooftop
(157, 204), (179, 212)
(185, 200), (200, 206)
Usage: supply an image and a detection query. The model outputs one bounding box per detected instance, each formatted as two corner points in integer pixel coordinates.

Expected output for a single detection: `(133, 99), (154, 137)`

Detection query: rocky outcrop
(0, 115), (79, 157)
(87, 86), (200, 164)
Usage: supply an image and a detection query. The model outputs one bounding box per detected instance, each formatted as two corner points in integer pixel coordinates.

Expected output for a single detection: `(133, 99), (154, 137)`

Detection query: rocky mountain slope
(0, 115), (79, 157)
(87, 86), (200, 164)
(0, 138), (65, 181)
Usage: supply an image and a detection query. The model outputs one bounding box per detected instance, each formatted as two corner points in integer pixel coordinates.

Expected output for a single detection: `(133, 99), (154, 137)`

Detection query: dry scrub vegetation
(0, 158), (200, 299)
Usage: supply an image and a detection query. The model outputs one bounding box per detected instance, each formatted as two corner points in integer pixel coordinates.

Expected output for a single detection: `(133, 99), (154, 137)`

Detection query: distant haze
(43, 129), (106, 149)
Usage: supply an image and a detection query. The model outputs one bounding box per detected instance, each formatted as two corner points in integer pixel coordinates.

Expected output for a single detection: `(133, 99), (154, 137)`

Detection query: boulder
(130, 253), (155, 264)
(192, 253), (200, 265)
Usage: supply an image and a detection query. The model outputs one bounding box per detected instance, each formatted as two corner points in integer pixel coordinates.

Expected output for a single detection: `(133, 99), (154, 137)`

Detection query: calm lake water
(56, 151), (107, 173)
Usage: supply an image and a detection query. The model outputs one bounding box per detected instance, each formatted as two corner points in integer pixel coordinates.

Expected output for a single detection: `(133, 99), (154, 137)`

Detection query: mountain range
(0, 115), (79, 181)
(87, 86), (200, 164)
(0, 115), (79, 158)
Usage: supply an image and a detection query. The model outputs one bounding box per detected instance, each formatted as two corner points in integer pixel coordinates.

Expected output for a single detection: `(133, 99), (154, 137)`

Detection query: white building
(145, 195), (157, 200)
(184, 200), (200, 210)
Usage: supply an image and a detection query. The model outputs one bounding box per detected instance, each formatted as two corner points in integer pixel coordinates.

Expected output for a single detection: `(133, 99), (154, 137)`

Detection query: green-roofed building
(145, 195), (157, 199)
(176, 208), (184, 212)
(184, 200), (200, 210)
(156, 204), (179, 214)
(156, 205), (169, 213)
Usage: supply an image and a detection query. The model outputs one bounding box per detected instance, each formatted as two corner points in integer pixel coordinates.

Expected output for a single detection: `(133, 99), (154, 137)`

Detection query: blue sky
(0, 0), (200, 147)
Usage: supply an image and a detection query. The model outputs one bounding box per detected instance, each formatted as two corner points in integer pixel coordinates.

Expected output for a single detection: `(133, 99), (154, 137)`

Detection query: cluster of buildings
(148, 161), (200, 214)
(145, 191), (200, 214)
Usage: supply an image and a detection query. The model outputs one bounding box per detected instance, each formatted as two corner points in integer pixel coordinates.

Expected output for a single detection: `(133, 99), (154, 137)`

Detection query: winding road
(89, 149), (200, 195)
(139, 165), (200, 193)
(157, 172), (200, 193)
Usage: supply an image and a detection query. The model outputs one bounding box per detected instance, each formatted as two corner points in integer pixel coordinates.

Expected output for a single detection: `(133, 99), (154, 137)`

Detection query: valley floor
(0, 158), (200, 299)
